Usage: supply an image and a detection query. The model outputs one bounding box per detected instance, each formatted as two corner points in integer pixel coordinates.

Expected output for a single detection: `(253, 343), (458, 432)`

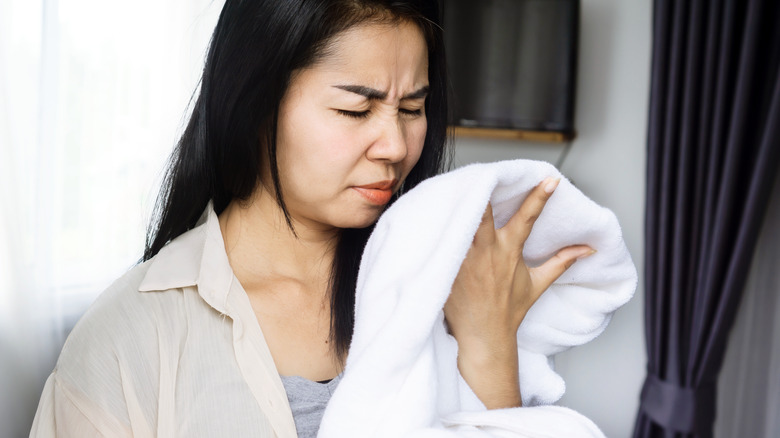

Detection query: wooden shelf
(450, 126), (573, 143)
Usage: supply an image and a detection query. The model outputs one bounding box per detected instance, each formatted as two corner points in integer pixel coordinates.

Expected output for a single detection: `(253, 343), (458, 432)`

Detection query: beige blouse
(30, 204), (298, 437)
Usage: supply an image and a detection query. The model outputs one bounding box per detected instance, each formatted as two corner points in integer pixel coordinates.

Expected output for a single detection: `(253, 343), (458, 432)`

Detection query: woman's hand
(444, 177), (595, 409)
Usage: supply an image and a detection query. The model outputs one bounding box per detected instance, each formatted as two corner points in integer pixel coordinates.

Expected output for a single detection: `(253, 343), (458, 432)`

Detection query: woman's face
(271, 20), (429, 230)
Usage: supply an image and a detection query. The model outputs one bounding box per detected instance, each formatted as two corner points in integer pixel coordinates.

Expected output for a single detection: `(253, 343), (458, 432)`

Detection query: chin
(332, 208), (384, 229)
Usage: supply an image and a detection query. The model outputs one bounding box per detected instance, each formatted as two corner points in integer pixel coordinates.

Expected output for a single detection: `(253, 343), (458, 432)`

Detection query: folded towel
(318, 160), (637, 437)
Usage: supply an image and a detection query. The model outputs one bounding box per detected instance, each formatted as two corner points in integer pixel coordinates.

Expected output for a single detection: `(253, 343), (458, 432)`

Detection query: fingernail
(544, 178), (561, 194)
(577, 249), (597, 260)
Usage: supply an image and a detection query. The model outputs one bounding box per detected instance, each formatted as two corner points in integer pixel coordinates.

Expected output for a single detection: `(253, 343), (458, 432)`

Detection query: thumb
(529, 245), (595, 295)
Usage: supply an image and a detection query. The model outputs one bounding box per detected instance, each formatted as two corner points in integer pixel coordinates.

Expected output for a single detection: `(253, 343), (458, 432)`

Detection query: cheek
(404, 119), (428, 170)
(279, 106), (340, 166)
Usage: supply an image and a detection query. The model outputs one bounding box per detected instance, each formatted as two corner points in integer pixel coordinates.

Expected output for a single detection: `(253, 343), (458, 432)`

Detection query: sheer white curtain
(715, 172), (780, 437)
(0, 1), (223, 436)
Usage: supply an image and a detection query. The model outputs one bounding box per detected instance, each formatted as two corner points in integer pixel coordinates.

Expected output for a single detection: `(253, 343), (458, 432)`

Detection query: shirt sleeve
(29, 371), (133, 438)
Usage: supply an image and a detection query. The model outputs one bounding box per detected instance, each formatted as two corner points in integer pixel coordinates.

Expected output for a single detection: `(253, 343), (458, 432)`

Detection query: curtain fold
(635, 0), (780, 437)
(714, 171), (780, 437)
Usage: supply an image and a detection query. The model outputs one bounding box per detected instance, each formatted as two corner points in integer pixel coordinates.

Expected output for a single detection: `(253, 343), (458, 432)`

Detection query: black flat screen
(443, 0), (579, 134)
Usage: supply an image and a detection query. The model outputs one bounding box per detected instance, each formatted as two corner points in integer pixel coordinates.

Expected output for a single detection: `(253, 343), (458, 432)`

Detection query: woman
(31, 0), (593, 436)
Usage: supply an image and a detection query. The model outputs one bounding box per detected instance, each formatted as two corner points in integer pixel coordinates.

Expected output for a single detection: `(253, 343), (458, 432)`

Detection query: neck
(218, 188), (340, 295)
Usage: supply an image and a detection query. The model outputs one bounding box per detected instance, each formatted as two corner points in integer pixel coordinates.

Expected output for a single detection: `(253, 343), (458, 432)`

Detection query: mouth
(352, 179), (398, 205)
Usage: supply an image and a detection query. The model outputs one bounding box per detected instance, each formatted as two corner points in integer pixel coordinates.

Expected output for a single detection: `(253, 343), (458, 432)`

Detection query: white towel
(318, 160), (638, 437)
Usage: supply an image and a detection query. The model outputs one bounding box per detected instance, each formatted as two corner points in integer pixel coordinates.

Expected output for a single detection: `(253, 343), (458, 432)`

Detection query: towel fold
(318, 160), (637, 437)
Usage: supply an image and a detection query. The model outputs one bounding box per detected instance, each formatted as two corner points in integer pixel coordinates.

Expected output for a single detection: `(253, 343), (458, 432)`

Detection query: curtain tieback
(639, 373), (716, 435)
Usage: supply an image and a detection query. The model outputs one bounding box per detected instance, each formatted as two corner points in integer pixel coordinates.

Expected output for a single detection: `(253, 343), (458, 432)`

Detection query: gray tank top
(280, 374), (342, 438)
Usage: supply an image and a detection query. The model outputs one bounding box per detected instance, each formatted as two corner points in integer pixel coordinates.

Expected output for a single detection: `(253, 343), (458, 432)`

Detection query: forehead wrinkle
(332, 83), (429, 99)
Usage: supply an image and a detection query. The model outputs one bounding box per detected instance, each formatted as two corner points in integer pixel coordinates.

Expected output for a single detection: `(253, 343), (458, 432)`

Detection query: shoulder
(38, 262), (192, 436)
(45, 262), (178, 426)
(65, 261), (182, 343)
(55, 261), (191, 383)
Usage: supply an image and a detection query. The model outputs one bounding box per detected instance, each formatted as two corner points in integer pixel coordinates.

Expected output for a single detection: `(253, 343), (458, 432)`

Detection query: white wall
(453, 0), (651, 436)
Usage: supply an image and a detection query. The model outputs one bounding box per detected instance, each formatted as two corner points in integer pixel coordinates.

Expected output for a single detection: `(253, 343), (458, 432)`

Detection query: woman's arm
(444, 178), (595, 409)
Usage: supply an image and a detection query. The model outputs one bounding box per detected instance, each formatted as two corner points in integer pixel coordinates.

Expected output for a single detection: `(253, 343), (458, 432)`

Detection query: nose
(366, 117), (408, 163)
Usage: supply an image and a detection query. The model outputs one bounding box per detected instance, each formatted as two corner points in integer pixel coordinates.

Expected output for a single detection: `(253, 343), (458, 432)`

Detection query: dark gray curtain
(634, 0), (780, 437)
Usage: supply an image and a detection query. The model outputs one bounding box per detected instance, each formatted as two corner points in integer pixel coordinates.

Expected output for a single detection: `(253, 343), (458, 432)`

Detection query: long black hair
(144, 0), (450, 360)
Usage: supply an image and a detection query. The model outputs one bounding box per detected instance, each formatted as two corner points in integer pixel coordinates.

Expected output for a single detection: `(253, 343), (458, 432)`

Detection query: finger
(502, 177), (560, 246)
(528, 245), (595, 295)
(472, 202), (496, 246)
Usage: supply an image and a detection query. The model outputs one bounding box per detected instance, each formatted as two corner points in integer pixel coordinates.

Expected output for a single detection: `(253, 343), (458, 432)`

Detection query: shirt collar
(138, 201), (234, 315)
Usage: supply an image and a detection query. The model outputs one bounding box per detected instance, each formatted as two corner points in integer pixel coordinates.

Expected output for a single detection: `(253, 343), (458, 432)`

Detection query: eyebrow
(333, 84), (430, 101)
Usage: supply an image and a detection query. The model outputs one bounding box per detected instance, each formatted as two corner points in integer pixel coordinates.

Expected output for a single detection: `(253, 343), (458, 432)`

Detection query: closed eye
(336, 108), (422, 119)
(337, 109), (370, 119)
(399, 108), (423, 117)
